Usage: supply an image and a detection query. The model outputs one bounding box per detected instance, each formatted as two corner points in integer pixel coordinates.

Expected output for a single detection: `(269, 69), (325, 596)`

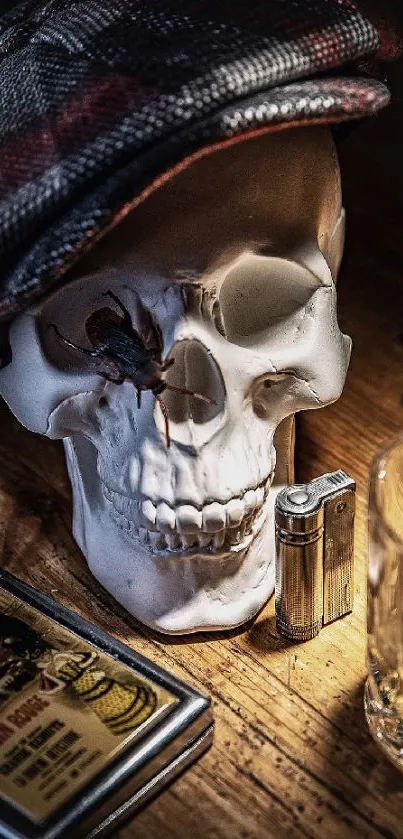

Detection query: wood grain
(1, 68), (403, 839)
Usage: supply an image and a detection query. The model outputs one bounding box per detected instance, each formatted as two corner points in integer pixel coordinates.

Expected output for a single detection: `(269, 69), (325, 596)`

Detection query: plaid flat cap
(0, 0), (395, 327)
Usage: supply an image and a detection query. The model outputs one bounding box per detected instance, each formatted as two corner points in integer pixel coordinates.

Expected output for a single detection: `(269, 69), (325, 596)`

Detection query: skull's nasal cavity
(162, 339), (225, 425)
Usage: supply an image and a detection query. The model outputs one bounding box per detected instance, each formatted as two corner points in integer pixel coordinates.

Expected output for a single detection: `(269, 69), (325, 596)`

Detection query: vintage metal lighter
(275, 470), (355, 641)
(0, 571), (213, 839)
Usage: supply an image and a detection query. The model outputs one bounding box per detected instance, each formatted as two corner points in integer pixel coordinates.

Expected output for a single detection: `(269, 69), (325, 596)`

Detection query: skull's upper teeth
(102, 477), (271, 553)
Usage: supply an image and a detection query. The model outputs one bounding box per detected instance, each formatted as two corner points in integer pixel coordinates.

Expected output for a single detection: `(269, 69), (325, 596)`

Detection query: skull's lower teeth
(103, 478), (271, 553)
(110, 510), (260, 552)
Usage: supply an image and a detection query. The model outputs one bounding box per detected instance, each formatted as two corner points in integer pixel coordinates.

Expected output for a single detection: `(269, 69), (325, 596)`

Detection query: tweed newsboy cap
(0, 0), (395, 326)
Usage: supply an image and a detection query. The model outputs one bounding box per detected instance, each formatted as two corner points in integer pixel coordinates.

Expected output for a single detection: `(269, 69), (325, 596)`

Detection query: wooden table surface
(1, 67), (403, 839)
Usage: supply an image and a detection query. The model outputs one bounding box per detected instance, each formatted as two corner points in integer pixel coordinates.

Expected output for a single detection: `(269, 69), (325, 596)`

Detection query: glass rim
(370, 432), (403, 547)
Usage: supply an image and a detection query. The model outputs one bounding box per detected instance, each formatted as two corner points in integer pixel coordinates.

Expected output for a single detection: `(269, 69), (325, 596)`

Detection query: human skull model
(0, 127), (351, 634)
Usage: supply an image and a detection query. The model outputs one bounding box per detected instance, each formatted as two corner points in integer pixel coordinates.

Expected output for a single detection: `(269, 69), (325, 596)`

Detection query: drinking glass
(365, 435), (403, 768)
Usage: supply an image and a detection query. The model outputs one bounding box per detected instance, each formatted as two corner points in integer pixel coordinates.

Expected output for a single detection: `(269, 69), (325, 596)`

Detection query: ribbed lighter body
(275, 507), (324, 641)
(275, 471), (355, 642)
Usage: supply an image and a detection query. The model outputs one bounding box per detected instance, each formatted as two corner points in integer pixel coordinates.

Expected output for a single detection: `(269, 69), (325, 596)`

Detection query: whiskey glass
(365, 435), (403, 768)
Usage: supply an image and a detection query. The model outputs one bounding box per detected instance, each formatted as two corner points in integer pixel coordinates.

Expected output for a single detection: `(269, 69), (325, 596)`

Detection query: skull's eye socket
(38, 284), (142, 374)
(216, 255), (320, 346)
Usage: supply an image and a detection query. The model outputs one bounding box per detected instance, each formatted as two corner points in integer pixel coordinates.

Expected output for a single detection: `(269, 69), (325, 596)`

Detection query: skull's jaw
(64, 437), (276, 634)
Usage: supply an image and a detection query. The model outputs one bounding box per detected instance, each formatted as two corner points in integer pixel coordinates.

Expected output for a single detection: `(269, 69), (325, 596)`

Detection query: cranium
(0, 127), (351, 634)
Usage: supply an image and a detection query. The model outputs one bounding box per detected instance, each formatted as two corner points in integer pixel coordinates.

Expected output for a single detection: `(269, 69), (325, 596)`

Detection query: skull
(0, 127), (351, 634)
